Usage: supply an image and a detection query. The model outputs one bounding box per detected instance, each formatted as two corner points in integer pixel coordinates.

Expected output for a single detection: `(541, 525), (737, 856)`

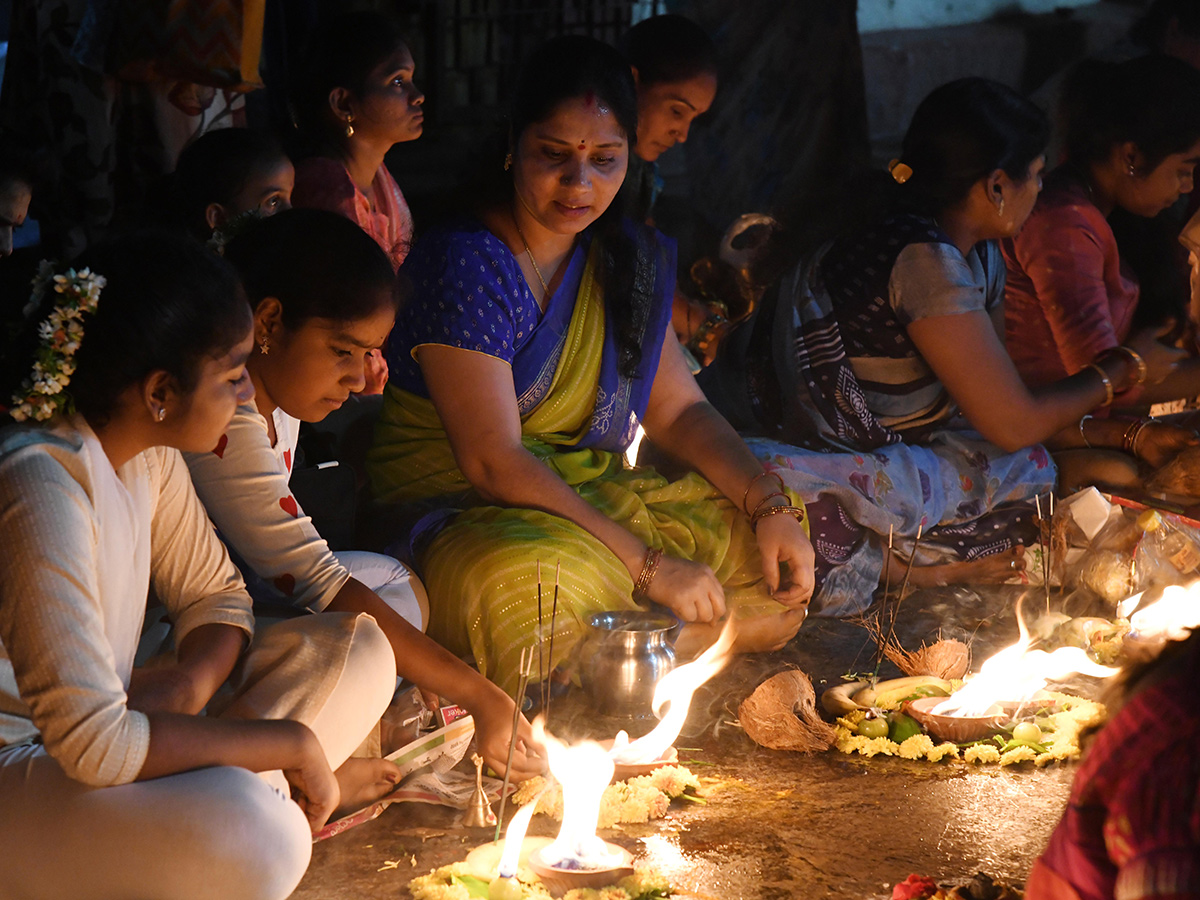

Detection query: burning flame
(1121, 583), (1200, 641)
(496, 790), (543, 879)
(933, 608), (1118, 718)
(609, 619), (734, 766)
(532, 719), (626, 871)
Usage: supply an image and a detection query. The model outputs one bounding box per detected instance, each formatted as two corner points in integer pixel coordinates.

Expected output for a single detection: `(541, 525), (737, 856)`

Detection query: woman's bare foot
(676, 607), (807, 659)
(896, 544), (1026, 589)
(331, 757), (401, 818)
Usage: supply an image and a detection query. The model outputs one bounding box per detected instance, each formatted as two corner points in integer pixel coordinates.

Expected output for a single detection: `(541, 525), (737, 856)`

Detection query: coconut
(884, 638), (970, 680)
(738, 669), (836, 752)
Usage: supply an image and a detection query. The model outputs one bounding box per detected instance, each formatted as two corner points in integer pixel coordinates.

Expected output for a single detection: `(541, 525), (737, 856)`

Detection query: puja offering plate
(597, 738), (679, 781)
(527, 843), (635, 898)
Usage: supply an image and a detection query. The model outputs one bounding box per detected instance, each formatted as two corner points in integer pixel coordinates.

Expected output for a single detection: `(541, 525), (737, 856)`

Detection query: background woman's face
(1118, 141), (1200, 217)
(351, 45), (425, 146)
(635, 72), (717, 162)
(513, 95), (629, 235)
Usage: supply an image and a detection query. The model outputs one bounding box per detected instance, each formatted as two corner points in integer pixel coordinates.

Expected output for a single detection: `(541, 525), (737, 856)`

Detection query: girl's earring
(997, 196), (1005, 218)
(504, 152), (513, 171)
(156, 407), (166, 422)
(259, 337), (270, 356)
(345, 115), (355, 138)
(1128, 162), (1136, 177)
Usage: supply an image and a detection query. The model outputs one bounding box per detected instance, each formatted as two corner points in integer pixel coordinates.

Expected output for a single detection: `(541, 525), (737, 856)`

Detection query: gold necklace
(512, 209), (549, 299)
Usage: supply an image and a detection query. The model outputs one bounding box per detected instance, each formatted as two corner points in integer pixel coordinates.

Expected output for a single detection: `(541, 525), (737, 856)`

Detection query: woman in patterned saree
(734, 79), (1182, 615)
(368, 37), (813, 694)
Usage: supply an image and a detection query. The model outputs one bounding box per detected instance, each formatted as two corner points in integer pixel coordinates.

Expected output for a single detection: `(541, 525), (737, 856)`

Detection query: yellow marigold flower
(898, 734), (935, 759)
(1000, 745), (1038, 766)
(964, 745), (1001, 765)
(927, 742), (959, 762)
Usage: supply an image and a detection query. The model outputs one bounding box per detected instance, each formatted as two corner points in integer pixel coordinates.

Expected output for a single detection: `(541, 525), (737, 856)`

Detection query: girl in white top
(0, 235), (399, 900)
(186, 209), (542, 780)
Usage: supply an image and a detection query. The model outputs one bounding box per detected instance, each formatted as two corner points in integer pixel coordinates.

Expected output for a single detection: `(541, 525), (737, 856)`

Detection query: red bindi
(577, 142), (586, 150)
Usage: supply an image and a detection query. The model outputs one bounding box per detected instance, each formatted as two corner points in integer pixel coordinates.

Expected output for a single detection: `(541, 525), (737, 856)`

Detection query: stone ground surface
(292, 586), (1096, 900)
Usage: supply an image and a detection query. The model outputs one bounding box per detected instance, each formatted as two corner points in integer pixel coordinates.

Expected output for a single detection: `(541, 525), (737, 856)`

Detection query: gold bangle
(632, 547), (663, 603)
(750, 491), (789, 518)
(1113, 346), (1148, 386)
(750, 503), (807, 533)
(741, 470), (786, 517)
(1084, 362), (1114, 406)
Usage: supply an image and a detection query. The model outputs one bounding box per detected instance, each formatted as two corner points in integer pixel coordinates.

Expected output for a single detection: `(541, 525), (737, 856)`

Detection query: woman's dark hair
(511, 36), (645, 377)
(290, 10), (409, 151)
(172, 128), (288, 237)
(1063, 55), (1200, 171)
(4, 233), (251, 425)
(222, 208), (400, 329)
(897, 77), (1049, 216)
(621, 14), (718, 88)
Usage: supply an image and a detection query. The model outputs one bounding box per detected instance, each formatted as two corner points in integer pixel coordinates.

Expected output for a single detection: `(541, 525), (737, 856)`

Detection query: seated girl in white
(0, 235), (401, 900)
(184, 208), (541, 777)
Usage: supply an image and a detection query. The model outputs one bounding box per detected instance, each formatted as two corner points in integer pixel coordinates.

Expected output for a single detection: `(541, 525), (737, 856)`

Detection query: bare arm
(139, 713), (337, 830)
(324, 579), (543, 780)
(907, 312), (1179, 451)
(641, 333), (814, 607)
(127, 622), (247, 716)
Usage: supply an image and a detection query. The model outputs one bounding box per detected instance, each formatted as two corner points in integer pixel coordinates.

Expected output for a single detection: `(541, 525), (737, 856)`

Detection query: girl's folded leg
(335, 549), (429, 633)
(0, 745), (310, 900)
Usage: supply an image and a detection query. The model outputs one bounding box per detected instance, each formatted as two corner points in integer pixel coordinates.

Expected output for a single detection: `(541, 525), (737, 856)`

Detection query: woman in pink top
(289, 11), (425, 392)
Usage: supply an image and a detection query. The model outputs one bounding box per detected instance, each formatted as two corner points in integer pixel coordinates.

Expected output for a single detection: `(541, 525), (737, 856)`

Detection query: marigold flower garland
(9, 263), (105, 422)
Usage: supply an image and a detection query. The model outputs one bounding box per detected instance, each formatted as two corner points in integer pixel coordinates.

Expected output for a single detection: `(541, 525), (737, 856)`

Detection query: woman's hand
(1134, 421), (1199, 468)
(644, 555), (726, 622)
(282, 726), (340, 832)
(753, 513), (815, 610)
(1125, 324), (1188, 386)
(472, 697), (545, 782)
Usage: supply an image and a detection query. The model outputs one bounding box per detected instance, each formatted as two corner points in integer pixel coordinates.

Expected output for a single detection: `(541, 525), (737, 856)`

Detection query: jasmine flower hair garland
(9, 262), (106, 422)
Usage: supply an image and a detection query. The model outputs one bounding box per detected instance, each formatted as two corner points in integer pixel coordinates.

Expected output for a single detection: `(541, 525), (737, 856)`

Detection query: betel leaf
(452, 874), (494, 899)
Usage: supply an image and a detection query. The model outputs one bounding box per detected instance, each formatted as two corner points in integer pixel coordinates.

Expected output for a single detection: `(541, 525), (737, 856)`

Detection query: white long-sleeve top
(0, 416), (254, 786)
(184, 404), (350, 613)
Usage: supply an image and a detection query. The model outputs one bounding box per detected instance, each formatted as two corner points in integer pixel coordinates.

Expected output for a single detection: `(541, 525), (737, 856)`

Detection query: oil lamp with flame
(482, 622), (735, 897)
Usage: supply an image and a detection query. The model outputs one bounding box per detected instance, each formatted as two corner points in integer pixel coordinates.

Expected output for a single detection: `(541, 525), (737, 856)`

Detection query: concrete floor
(293, 586), (1093, 900)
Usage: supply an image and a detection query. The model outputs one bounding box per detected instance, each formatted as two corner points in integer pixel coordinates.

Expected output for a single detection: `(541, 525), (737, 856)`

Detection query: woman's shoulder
(404, 218), (520, 274)
(0, 422), (87, 482)
(1026, 170), (1107, 229)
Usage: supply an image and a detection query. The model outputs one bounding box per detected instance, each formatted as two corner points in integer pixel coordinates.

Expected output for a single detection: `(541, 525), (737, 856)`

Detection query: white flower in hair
(7, 264), (106, 423)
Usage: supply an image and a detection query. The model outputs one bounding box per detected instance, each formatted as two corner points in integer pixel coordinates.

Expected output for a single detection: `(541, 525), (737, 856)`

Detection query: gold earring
(345, 115), (354, 138)
(997, 196), (1005, 218)
(504, 152), (512, 171)
(259, 337), (270, 355)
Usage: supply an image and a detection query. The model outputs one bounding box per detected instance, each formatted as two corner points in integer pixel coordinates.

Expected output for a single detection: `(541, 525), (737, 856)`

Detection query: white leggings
(335, 550), (429, 633)
(0, 612), (396, 900)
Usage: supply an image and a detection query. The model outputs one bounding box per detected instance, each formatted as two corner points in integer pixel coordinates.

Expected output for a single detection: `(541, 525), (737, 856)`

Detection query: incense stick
(537, 561), (545, 711)
(882, 524), (894, 604)
(544, 561), (561, 724)
(494, 648), (532, 844)
(1037, 494), (1050, 614)
(1045, 492), (1054, 613)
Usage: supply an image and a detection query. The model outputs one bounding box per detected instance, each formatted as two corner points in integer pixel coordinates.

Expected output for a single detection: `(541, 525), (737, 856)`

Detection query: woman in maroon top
(1004, 55), (1200, 489)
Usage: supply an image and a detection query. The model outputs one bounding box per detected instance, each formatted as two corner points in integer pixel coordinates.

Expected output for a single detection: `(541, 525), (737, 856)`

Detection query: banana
(852, 676), (953, 710)
(821, 680), (869, 716)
